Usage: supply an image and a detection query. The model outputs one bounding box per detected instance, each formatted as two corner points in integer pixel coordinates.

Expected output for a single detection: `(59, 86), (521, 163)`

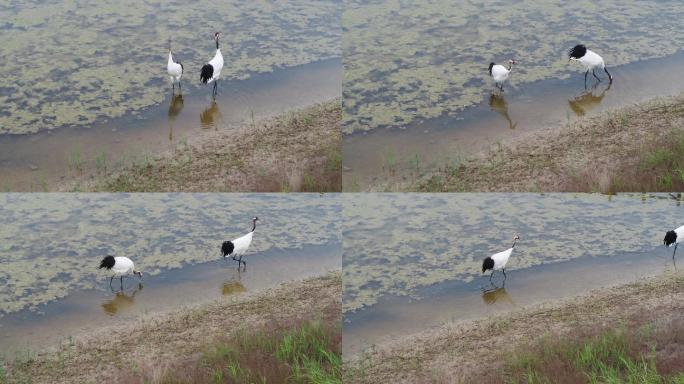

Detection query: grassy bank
(2, 272), (341, 384)
(503, 322), (684, 384)
(417, 95), (684, 192)
(344, 272), (684, 383)
(64, 100), (341, 192)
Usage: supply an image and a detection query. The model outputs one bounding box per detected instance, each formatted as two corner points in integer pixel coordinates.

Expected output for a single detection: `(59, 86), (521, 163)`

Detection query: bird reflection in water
(167, 94), (184, 141)
(221, 270), (246, 296)
(200, 101), (221, 130)
(568, 81), (612, 117)
(489, 93), (517, 130)
(481, 286), (515, 306)
(101, 283), (143, 316)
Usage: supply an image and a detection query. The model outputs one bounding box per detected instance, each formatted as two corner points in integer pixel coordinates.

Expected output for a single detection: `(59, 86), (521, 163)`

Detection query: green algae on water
(0, 0), (341, 135)
(342, 193), (682, 313)
(343, 0), (684, 134)
(0, 193), (341, 316)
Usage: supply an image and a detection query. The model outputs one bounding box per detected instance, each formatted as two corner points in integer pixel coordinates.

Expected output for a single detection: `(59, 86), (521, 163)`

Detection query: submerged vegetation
(67, 100), (342, 192)
(0, 194), (340, 316)
(342, 193), (684, 313)
(343, 0), (684, 133)
(416, 95), (684, 192)
(0, 0), (341, 135)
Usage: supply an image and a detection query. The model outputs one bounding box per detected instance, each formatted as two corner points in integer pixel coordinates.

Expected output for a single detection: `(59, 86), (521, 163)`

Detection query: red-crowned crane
(664, 225), (684, 262)
(221, 217), (258, 271)
(489, 59), (517, 91)
(167, 39), (183, 94)
(200, 32), (224, 98)
(568, 44), (613, 88)
(482, 235), (519, 283)
(99, 255), (143, 291)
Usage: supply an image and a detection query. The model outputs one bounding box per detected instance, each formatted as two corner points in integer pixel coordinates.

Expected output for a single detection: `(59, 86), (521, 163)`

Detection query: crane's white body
(575, 49), (605, 71)
(490, 64), (510, 85)
(110, 256), (136, 277)
(490, 247), (514, 270)
(205, 49), (224, 84)
(231, 231), (253, 256)
(167, 52), (183, 84)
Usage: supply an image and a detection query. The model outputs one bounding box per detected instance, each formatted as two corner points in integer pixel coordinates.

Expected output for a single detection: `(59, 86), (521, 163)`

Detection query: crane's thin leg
(673, 243), (678, 262)
(109, 276), (114, 290)
(172, 83), (175, 95)
(592, 69), (601, 83)
(179, 81), (182, 92)
(604, 67), (613, 83)
(489, 270), (495, 282)
(212, 81), (218, 99)
(584, 70), (589, 88)
(120, 276), (124, 290)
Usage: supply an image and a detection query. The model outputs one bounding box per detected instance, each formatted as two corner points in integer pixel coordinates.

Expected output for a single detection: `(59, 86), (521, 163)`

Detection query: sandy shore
(417, 94), (684, 192)
(62, 99), (341, 192)
(3, 271), (341, 383)
(344, 272), (684, 383)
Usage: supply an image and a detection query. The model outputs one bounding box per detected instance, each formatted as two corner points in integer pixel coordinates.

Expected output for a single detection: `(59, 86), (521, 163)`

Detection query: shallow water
(0, 0), (341, 135)
(343, 0), (684, 134)
(342, 52), (684, 190)
(0, 193), (341, 323)
(0, 59), (341, 191)
(0, 242), (340, 355)
(341, 193), (684, 354)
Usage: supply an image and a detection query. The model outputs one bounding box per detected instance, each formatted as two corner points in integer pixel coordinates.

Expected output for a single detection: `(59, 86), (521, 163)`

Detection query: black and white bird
(99, 255), (143, 291)
(664, 225), (684, 261)
(568, 44), (613, 88)
(482, 235), (519, 283)
(200, 32), (224, 98)
(221, 217), (258, 271)
(167, 39), (183, 94)
(488, 59), (517, 91)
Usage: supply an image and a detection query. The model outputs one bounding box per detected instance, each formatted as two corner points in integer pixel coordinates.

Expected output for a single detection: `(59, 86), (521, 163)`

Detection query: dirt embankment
(344, 272), (684, 383)
(418, 95), (684, 192)
(63, 100), (342, 192)
(3, 272), (341, 384)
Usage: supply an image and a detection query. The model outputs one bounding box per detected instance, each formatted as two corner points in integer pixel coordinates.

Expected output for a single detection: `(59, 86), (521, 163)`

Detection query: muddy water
(0, 243), (340, 355)
(0, 193), (342, 353)
(0, 59), (341, 191)
(341, 193), (684, 356)
(343, 249), (673, 356)
(342, 52), (684, 190)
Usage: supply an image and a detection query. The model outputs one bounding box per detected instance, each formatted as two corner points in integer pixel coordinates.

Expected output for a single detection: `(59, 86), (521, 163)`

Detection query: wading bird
(167, 39), (183, 94)
(664, 225), (684, 261)
(200, 32), (224, 98)
(568, 44), (613, 88)
(488, 59), (517, 91)
(221, 217), (258, 271)
(99, 255), (143, 291)
(482, 235), (519, 283)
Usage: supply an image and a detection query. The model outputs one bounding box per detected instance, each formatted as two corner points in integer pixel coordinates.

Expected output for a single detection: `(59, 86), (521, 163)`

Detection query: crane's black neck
(216, 38), (220, 50)
(507, 62), (513, 71)
(511, 238), (518, 248)
(251, 221), (256, 232)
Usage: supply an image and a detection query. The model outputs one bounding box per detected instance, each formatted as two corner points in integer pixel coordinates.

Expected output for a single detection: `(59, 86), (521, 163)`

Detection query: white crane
(482, 235), (519, 283)
(568, 44), (613, 88)
(99, 255), (143, 291)
(488, 59), (516, 91)
(200, 32), (224, 98)
(167, 39), (183, 94)
(221, 217), (258, 271)
(664, 225), (684, 261)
